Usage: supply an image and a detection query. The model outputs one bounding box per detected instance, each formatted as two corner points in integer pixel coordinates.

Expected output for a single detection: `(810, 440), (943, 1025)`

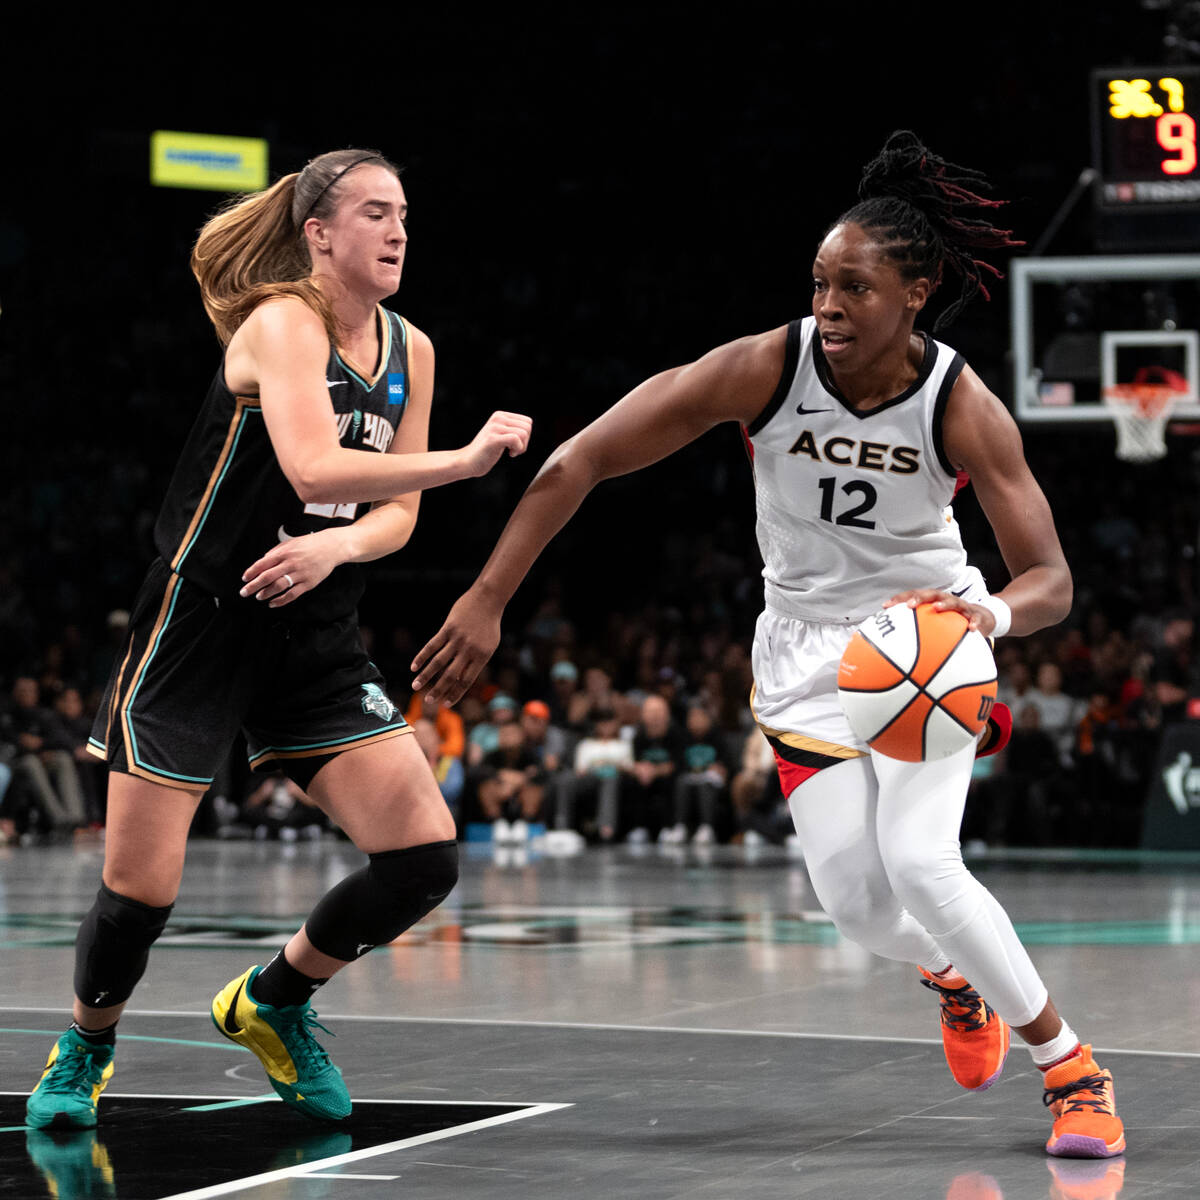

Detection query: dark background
(2, 3), (1196, 664)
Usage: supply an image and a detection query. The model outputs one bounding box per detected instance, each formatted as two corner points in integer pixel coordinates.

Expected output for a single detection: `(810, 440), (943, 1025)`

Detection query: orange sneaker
(1042, 1046), (1126, 1159)
(918, 967), (1010, 1091)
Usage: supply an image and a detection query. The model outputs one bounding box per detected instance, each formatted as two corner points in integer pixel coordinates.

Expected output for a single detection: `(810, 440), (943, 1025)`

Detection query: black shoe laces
(1043, 1071), (1112, 1113)
(920, 977), (989, 1032)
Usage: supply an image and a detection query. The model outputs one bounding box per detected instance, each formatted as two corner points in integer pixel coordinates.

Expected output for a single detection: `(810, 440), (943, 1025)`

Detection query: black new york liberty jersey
(154, 306), (411, 620)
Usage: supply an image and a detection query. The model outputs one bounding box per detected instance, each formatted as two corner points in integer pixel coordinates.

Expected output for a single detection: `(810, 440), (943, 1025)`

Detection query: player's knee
(880, 843), (968, 919)
(369, 840), (459, 920)
(305, 839), (458, 961)
(74, 884), (173, 1008)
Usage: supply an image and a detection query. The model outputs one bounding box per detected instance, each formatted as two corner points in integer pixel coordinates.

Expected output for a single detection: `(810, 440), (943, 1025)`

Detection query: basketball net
(1103, 383), (1181, 462)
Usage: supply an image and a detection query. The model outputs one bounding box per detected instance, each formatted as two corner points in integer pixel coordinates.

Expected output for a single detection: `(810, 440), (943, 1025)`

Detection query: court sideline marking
(155, 1102), (571, 1200)
(1, 1007), (1197, 1059)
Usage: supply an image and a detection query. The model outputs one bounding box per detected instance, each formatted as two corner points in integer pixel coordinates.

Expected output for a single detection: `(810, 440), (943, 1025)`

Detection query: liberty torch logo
(360, 684), (397, 723)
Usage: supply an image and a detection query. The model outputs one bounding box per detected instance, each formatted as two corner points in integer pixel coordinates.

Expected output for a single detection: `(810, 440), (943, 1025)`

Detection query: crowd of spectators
(4, 569), (1200, 851)
(5, 120), (1200, 853)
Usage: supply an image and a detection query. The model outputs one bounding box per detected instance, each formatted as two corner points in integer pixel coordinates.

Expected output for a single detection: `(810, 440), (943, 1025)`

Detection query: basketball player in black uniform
(26, 149), (531, 1127)
(411, 133), (1125, 1159)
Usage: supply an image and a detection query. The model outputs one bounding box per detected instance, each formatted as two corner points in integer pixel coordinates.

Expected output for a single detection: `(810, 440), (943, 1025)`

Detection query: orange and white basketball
(837, 602), (997, 762)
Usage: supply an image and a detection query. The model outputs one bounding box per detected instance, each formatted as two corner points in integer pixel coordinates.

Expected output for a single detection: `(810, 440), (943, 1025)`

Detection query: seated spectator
(661, 703), (728, 844)
(547, 660), (579, 726)
(53, 685), (105, 826)
(1026, 662), (1083, 769)
(521, 699), (573, 824)
(566, 708), (633, 841)
(467, 693), (518, 766)
(413, 717), (465, 818)
(626, 694), (683, 843)
(730, 727), (786, 845)
(567, 665), (620, 733)
(241, 773), (328, 841)
(404, 692), (466, 761)
(7, 676), (87, 836)
(474, 721), (545, 837)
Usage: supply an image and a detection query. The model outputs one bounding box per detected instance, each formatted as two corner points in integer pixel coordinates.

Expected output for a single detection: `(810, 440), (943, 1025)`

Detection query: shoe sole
(1046, 1132), (1126, 1158)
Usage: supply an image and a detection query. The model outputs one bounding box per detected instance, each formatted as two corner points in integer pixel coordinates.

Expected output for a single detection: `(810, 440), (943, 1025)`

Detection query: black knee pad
(74, 884), (173, 1008)
(305, 839), (458, 961)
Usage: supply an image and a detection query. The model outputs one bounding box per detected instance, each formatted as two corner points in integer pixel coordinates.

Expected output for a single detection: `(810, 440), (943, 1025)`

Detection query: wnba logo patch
(360, 683), (397, 723)
(386, 373), (406, 408)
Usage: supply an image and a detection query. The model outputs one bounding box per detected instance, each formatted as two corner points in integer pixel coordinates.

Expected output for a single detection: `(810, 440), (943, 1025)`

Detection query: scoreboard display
(1093, 67), (1200, 208)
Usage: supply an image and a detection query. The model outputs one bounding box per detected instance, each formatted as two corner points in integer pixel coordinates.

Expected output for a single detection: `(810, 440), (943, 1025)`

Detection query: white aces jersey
(745, 316), (970, 625)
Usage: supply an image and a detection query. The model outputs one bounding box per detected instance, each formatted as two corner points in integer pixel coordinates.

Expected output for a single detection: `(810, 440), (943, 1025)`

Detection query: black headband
(299, 154), (383, 224)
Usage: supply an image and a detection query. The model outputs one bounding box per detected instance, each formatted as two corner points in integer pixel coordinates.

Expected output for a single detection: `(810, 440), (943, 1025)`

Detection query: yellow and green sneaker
(211, 965), (351, 1121)
(26, 1029), (115, 1129)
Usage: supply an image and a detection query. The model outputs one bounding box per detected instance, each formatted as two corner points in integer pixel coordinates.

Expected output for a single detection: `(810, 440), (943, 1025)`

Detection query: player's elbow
(534, 436), (603, 494)
(287, 453), (347, 505)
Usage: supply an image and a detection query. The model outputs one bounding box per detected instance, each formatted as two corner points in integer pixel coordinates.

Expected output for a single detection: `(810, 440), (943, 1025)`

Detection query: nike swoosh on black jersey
(795, 404), (832, 414)
(224, 982), (244, 1034)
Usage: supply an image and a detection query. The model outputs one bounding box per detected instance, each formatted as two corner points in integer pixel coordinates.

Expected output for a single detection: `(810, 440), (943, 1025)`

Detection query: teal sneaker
(211, 965), (351, 1121)
(26, 1029), (115, 1129)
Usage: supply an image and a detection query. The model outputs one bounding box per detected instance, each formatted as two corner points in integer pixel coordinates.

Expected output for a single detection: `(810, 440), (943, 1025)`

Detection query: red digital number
(1157, 112), (1197, 174)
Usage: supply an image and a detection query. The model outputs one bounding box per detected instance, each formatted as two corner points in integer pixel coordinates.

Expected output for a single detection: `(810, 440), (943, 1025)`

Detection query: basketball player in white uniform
(412, 131), (1125, 1160)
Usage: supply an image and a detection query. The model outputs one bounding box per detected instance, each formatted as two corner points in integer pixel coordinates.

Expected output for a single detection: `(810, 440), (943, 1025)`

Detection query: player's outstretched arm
(896, 366), (1071, 638)
(239, 299), (531, 504)
(411, 328), (787, 704)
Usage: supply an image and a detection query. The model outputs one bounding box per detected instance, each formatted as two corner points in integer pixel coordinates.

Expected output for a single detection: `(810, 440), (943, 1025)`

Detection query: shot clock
(1093, 66), (1200, 208)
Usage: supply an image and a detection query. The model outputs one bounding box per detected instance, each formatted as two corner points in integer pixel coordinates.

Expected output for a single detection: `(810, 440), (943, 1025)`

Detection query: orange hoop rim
(1102, 383), (1186, 418)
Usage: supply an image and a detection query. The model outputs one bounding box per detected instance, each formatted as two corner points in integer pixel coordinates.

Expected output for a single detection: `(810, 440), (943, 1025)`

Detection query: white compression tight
(788, 745), (1048, 1028)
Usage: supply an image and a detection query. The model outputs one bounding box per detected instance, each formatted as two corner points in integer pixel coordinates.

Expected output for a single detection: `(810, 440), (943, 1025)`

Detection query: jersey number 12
(817, 477), (877, 529)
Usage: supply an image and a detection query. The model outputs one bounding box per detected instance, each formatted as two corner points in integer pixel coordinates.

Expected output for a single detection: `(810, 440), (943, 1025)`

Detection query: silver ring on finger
(283, 574), (295, 590)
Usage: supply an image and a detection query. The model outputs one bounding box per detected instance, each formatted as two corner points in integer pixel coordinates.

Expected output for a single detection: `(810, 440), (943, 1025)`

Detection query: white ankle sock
(1029, 1022), (1080, 1069)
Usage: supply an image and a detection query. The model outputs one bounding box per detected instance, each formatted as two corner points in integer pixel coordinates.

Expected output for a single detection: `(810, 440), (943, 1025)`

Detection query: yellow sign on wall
(151, 131), (268, 192)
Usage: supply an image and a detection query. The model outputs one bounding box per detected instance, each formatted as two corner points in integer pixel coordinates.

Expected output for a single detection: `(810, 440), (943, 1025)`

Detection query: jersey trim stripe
(745, 320), (803, 437)
(931, 352), (967, 479)
(812, 329), (938, 420)
(170, 395), (263, 572)
(247, 723), (412, 769)
(120, 572), (214, 787)
(335, 304), (393, 390)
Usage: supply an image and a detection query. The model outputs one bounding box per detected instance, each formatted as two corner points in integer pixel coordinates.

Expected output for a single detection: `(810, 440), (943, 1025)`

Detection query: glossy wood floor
(1, 838), (1196, 1198)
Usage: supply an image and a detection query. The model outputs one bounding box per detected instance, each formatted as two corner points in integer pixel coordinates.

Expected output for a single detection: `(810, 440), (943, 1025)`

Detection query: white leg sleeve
(871, 745), (1049, 1027)
(787, 757), (949, 970)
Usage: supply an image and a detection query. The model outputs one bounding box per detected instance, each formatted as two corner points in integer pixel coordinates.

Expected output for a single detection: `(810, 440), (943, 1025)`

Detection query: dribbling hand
(461, 412), (533, 477)
(883, 587), (997, 637)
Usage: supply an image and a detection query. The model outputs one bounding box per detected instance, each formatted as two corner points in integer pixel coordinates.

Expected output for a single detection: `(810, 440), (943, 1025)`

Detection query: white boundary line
(155, 1103), (571, 1200)
(2, 1006), (1199, 1058)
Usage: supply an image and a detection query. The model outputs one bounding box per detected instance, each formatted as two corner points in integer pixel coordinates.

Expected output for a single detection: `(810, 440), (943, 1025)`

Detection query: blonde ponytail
(190, 148), (398, 346)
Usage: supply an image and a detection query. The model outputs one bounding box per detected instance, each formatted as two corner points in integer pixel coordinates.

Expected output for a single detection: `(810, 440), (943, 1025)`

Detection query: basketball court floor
(1, 836), (1197, 1198)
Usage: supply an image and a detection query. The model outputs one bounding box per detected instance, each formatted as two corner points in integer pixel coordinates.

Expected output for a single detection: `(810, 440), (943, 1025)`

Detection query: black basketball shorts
(88, 558), (410, 792)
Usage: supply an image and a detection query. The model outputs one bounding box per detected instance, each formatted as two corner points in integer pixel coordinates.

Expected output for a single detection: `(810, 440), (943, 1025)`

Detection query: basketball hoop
(1103, 383), (1182, 462)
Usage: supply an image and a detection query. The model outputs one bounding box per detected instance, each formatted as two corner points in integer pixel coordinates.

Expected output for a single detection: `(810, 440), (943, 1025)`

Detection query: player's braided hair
(191, 148), (400, 346)
(833, 130), (1023, 331)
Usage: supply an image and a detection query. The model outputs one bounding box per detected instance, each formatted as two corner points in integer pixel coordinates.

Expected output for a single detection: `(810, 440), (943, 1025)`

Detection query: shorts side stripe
(104, 636), (137, 751)
(119, 573), (213, 787)
(248, 724), (411, 769)
(748, 681), (865, 760)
